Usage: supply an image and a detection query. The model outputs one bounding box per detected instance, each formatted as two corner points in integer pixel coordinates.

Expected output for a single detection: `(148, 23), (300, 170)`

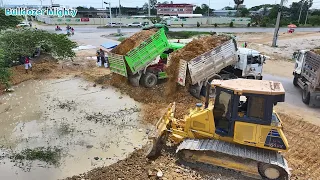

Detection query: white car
(16, 22), (30, 28)
(127, 22), (142, 27)
(106, 22), (117, 27)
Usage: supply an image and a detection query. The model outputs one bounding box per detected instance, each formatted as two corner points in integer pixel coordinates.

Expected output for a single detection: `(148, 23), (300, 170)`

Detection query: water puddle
(0, 78), (148, 180)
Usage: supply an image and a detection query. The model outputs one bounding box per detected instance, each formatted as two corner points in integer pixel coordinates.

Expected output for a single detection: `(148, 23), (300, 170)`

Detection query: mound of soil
(111, 29), (158, 55)
(65, 146), (246, 180)
(165, 35), (231, 95)
(279, 113), (320, 180)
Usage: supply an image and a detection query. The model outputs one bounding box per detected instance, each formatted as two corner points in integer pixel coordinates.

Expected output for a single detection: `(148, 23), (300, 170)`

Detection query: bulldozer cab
(211, 79), (285, 139)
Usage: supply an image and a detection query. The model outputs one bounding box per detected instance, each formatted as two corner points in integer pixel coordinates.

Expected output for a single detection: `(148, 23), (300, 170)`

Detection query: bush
(247, 23), (251, 27)
(229, 22), (234, 27)
(181, 23), (184, 27)
(260, 22), (267, 27)
(214, 23), (218, 27)
(197, 22), (200, 27)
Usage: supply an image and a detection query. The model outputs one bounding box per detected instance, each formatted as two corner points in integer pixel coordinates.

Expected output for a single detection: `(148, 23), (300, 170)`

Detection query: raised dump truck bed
(108, 28), (170, 78)
(293, 50), (320, 107)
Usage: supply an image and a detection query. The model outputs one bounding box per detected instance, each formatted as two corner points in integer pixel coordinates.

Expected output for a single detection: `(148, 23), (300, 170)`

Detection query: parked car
(106, 22), (117, 27)
(16, 22), (30, 28)
(127, 22), (142, 27)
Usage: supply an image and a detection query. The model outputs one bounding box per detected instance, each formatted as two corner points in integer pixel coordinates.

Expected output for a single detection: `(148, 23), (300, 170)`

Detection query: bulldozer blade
(145, 103), (176, 158)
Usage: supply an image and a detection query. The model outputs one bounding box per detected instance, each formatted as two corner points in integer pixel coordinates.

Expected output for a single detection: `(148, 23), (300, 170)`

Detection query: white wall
(36, 16), (251, 25)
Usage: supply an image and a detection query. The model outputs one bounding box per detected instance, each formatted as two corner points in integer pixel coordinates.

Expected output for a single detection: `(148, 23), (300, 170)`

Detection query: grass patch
(166, 31), (212, 39)
(11, 147), (62, 165)
(117, 37), (126, 42)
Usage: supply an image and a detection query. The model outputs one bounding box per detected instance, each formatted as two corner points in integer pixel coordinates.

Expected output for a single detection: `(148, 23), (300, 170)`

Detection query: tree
(150, 0), (157, 9)
(194, 6), (203, 14)
(239, 8), (250, 17)
(142, 3), (148, 10)
(234, 0), (244, 9)
(0, 9), (22, 30)
(308, 15), (320, 26)
(0, 29), (77, 87)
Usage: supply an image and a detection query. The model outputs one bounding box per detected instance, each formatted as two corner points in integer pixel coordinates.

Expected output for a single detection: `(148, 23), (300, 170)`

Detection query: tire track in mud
(279, 113), (320, 180)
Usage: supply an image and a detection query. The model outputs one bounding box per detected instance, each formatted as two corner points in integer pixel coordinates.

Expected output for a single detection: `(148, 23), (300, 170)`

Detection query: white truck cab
(235, 48), (266, 80)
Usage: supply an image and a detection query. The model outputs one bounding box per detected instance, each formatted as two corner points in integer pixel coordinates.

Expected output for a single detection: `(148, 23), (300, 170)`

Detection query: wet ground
(0, 78), (148, 180)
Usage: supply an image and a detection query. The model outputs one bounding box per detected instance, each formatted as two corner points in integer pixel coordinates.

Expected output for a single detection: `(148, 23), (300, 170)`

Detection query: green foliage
(0, 29), (77, 87)
(193, 4), (212, 15)
(229, 21), (234, 27)
(0, 29), (77, 63)
(247, 23), (251, 27)
(166, 31), (211, 39)
(0, 49), (11, 88)
(214, 23), (218, 27)
(11, 147), (62, 166)
(149, 16), (161, 24)
(0, 9), (23, 30)
(308, 15), (320, 26)
(117, 37), (126, 42)
(197, 22), (200, 27)
(239, 8), (250, 17)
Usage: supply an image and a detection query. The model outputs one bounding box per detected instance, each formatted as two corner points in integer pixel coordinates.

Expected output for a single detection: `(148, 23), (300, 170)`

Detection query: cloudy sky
(3, 0), (320, 9)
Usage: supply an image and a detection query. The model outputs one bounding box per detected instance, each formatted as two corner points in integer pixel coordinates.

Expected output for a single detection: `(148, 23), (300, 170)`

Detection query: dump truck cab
(211, 79), (288, 152)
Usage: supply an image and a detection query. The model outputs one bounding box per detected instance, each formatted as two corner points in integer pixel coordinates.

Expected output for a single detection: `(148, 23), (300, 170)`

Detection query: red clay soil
(110, 29), (158, 55)
(165, 35), (230, 96)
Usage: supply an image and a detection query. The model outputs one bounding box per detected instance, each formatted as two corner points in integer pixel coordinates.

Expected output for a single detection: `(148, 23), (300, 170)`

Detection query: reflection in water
(0, 78), (148, 180)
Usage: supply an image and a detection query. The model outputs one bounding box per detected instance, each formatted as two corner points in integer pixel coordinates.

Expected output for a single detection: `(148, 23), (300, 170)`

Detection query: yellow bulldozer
(146, 79), (290, 180)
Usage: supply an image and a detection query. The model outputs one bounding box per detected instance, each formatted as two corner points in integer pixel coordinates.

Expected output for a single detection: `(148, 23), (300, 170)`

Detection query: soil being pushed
(111, 29), (158, 55)
(165, 35), (231, 96)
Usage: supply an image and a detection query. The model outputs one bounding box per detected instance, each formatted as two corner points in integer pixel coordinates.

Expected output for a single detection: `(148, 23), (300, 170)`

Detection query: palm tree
(234, 0), (244, 9)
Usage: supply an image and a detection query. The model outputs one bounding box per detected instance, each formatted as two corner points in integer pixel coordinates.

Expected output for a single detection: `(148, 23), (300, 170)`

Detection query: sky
(3, 0), (320, 9)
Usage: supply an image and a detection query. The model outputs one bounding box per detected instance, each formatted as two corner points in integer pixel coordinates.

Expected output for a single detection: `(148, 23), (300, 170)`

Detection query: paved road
(263, 74), (319, 114)
(42, 26), (320, 34)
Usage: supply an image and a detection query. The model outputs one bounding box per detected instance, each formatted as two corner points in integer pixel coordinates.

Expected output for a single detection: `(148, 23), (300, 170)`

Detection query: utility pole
(104, 2), (112, 25)
(208, 0), (210, 16)
(272, 0), (285, 47)
(148, 0), (151, 17)
(119, 0), (122, 33)
(298, 0), (305, 24)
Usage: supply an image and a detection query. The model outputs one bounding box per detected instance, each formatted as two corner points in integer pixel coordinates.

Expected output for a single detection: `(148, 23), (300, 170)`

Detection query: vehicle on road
(16, 22), (30, 28)
(293, 49), (320, 107)
(106, 22), (117, 27)
(127, 22), (142, 27)
(146, 78), (290, 180)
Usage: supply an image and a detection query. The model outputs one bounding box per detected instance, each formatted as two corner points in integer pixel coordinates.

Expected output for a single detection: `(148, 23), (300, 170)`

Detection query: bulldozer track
(177, 139), (290, 179)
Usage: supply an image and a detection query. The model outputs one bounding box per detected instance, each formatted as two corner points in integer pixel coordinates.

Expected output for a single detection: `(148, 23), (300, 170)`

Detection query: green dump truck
(108, 27), (185, 88)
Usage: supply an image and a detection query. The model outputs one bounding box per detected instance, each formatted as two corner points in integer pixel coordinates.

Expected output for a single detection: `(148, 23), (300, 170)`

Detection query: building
(156, 3), (194, 16)
(213, 10), (237, 17)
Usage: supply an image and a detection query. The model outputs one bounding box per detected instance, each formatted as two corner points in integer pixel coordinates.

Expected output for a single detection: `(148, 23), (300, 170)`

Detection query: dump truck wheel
(293, 75), (298, 87)
(142, 73), (158, 88)
(258, 163), (288, 180)
(302, 85), (310, 104)
(129, 74), (141, 87)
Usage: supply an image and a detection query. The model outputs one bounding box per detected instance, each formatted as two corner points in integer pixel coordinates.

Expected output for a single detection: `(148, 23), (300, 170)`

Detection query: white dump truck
(293, 50), (320, 107)
(176, 38), (266, 98)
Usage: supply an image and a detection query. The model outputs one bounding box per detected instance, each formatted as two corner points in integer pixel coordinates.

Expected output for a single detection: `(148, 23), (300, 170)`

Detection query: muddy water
(0, 78), (148, 180)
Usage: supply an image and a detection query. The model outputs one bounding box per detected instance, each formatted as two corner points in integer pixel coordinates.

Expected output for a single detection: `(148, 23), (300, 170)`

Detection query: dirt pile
(166, 35), (230, 95)
(279, 113), (320, 180)
(110, 29), (158, 55)
(102, 74), (198, 124)
(65, 146), (246, 180)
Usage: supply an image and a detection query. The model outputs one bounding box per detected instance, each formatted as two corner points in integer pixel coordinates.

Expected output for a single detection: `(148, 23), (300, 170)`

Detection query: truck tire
(302, 85), (310, 105)
(129, 74), (141, 87)
(189, 84), (202, 99)
(247, 76), (255, 79)
(293, 75), (298, 87)
(141, 72), (158, 88)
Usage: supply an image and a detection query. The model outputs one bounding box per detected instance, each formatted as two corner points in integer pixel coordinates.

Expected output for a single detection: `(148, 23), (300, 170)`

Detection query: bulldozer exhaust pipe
(205, 81), (211, 108)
